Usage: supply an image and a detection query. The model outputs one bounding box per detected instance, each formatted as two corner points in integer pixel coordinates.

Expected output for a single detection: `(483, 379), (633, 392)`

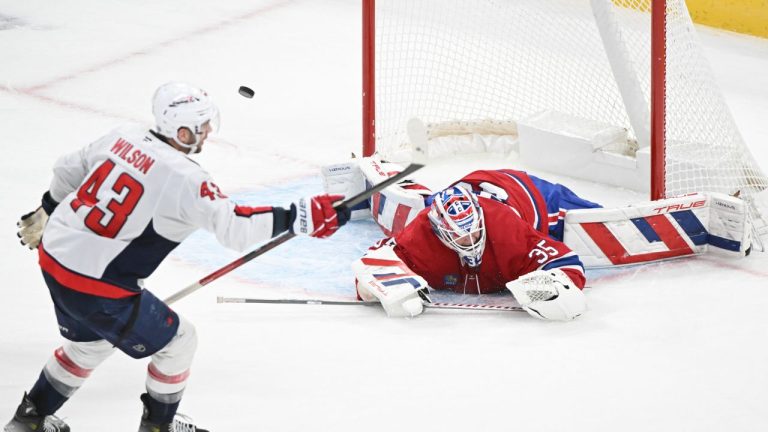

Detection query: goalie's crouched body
(350, 166), (598, 321)
(329, 159), (753, 320)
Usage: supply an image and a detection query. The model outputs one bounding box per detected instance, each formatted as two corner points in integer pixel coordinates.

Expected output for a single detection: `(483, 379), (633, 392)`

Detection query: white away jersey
(40, 124), (279, 297)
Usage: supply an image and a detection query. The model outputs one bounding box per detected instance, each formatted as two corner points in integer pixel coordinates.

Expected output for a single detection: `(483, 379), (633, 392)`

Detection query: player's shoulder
(88, 123), (160, 154)
(99, 122), (155, 143)
(460, 168), (531, 184)
(113, 124), (214, 182)
(480, 196), (526, 224)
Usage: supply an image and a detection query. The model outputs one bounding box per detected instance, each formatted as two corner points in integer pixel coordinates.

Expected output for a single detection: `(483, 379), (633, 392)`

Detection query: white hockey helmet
(427, 185), (487, 268)
(152, 82), (220, 153)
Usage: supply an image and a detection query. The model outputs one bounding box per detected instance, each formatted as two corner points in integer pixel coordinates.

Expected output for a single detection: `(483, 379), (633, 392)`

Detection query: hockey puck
(238, 86), (254, 99)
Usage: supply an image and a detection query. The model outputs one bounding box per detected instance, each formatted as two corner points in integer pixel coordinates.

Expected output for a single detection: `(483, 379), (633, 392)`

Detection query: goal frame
(361, 0), (669, 201)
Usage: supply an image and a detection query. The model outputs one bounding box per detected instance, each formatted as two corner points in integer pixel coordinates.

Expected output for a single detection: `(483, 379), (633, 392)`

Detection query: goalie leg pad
(321, 161), (369, 220)
(352, 244), (430, 318)
(359, 158), (432, 236)
(564, 192), (751, 268)
(506, 269), (586, 321)
(707, 193), (752, 257)
(321, 157), (433, 232)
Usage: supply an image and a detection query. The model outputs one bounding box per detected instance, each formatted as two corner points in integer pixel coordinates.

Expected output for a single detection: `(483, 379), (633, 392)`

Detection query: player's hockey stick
(217, 296), (524, 312)
(165, 118), (430, 305)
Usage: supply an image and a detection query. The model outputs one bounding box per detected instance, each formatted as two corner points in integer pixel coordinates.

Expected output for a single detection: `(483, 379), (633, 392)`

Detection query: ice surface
(1, 1), (767, 431)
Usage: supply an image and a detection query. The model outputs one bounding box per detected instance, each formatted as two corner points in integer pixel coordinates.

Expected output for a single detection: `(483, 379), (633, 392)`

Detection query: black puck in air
(238, 86), (254, 99)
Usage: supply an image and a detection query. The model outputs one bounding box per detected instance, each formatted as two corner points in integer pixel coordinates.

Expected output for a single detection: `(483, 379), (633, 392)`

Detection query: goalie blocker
(352, 243), (431, 318)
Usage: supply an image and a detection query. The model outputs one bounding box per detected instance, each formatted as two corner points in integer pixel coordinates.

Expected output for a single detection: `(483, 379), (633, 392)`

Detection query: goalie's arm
(352, 242), (431, 318)
(505, 219), (587, 291)
(502, 222), (587, 321)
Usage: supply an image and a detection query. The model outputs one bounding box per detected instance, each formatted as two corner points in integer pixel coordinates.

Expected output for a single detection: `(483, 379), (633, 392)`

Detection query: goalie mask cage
(361, 0), (768, 243)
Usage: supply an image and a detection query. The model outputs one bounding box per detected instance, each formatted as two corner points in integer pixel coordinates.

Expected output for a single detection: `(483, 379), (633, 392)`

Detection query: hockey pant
(528, 175), (603, 241)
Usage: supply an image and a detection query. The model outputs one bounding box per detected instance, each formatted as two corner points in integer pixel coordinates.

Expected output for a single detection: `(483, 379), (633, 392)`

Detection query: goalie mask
(152, 82), (220, 153)
(427, 185), (486, 268)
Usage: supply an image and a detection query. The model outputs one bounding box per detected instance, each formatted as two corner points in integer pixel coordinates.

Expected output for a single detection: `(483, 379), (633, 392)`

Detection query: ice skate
(138, 394), (209, 432)
(4, 392), (69, 432)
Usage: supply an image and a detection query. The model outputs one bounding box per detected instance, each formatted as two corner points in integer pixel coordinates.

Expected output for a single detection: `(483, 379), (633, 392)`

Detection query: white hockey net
(370, 0), (768, 242)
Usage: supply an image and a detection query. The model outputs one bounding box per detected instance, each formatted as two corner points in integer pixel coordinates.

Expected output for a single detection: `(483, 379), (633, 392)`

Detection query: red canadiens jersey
(390, 170), (586, 294)
(452, 169), (550, 235)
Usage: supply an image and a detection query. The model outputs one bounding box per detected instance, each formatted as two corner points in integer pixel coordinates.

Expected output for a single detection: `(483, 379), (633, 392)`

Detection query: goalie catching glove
(352, 243), (431, 318)
(506, 268), (586, 321)
(290, 194), (350, 238)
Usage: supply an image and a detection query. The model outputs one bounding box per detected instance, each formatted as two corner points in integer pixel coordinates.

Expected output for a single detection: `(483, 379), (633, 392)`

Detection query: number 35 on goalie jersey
(40, 124), (279, 294)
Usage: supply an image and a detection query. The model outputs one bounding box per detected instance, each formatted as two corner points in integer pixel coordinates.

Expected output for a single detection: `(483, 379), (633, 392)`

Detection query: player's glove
(506, 269), (586, 321)
(17, 207), (49, 250)
(17, 191), (59, 250)
(290, 194), (350, 238)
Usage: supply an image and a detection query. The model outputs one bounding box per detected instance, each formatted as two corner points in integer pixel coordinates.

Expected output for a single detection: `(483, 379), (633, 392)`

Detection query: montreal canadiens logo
(443, 194), (476, 230)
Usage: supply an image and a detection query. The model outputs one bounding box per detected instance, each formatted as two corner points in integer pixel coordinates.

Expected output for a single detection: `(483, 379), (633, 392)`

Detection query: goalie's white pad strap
(358, 158), (432, 236)
(352, 244), (429, 318)
(563, 193), (751, 268)
(506, 269), (586, 321)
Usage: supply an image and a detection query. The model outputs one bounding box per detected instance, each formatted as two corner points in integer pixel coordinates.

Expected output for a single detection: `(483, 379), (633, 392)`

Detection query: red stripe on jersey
(54, 347), (92, 378)
(581, 219), (693, 265)
(234, 205), (272, 217)
(38, 244), (138, 299)
(148, 363), (190, 384)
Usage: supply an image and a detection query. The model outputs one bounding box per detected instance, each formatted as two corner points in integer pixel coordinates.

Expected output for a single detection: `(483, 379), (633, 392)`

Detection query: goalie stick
(217, 296), (524, 312)
(164, 118), (430, 305)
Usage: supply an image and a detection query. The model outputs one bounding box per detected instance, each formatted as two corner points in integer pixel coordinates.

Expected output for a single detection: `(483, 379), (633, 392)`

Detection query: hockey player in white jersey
(7, 82), (348, 432)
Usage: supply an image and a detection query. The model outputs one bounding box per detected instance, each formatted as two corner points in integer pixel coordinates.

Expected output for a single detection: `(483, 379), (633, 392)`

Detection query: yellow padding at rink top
(686, 0), (768, 38)
(687, 0), (768, 38)
(614, 0), (768, 38)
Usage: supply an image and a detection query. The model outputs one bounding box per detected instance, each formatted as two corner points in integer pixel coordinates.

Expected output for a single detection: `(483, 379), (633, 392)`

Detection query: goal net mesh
(371, 0), (767, 239)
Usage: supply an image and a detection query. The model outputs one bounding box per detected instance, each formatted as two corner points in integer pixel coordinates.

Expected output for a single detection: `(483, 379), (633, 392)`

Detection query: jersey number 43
(70, 159), (144, 238)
